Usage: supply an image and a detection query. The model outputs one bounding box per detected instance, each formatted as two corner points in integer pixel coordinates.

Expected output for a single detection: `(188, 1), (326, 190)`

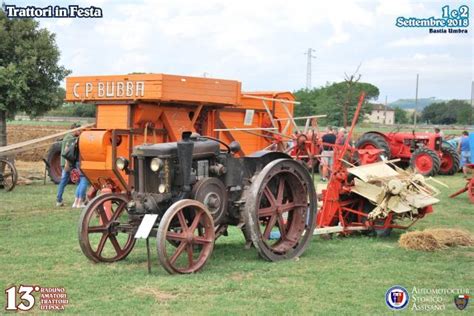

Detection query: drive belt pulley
(191, 177), (228, 225)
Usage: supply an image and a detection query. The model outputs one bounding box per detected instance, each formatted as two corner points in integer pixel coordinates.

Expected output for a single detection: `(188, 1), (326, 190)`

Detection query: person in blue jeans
(458, 131), (471, 177)
(72, 167), (89, 208)
(56, 124), (80, 207)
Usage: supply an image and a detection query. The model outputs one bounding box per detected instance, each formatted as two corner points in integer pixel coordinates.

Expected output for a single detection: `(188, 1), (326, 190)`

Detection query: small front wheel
(157, 199), (215, 274)
(78, 193), (136, 263)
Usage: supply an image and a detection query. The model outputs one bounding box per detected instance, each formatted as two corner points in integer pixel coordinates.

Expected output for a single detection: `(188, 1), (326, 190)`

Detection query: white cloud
(388, 35), (468, 47)
(364, 53), (469, 81)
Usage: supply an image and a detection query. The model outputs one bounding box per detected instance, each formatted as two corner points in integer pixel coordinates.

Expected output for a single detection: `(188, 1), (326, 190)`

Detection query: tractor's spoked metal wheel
(78, 193), (136, 263)
(244, 159), (317, 261)
(0, 159), (18, 192)
(157, 200), (215, 274)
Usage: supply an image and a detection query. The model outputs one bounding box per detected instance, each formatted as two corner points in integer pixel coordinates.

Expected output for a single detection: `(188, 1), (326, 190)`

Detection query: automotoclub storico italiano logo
(386, 286), (410, 310)
(454, 294), (469, 310)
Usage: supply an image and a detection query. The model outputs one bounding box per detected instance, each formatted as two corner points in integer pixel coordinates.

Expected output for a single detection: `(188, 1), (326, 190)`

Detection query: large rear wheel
(439, 145), (460, 175)
(243, 159), (317, 261)
(355, 133), (391, 162)
(46, 142), (63, 184)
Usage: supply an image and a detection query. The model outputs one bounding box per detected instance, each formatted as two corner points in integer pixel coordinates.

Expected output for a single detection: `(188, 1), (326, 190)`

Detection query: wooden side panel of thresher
(160, 74), (241, 105)
(65, 74), (241, 106)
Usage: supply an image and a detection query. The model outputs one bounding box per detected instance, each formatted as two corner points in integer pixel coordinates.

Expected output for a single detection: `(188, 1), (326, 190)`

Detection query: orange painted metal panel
(96, 105), (130, 129)
(160, 107), (196, 142)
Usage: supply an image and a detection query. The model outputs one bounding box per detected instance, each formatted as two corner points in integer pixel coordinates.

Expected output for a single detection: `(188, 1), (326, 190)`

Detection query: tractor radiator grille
(133, 157), (160, 193)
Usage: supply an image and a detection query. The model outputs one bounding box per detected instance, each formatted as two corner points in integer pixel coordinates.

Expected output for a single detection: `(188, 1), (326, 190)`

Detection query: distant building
(365, 103), (395, 125)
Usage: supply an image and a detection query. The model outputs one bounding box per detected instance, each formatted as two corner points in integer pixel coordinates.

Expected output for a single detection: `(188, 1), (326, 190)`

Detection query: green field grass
(0, 175), (473, 315)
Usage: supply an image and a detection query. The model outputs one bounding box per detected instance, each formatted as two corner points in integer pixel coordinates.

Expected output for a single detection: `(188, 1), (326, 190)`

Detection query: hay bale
(399, 231), (444, 251)
(399, 229), (474, 251)
(425, 228), (474, 247)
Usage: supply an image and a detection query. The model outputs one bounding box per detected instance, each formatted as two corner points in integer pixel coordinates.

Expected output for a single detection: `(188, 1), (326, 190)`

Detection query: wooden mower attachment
(314, 93), (440, 237)
(449, 164), (474, 204)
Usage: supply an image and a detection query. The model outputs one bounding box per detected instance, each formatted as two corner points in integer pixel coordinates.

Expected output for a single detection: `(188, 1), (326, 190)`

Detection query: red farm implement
(314, 93), (440, 237)
(449, 164), (474, 204)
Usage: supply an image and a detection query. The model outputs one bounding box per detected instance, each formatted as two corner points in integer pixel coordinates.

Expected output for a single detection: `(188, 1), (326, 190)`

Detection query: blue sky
(8, 0), (473, 102)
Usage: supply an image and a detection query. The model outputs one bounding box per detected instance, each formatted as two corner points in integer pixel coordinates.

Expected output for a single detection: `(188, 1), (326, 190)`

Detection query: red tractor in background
(355, 131), (460, 176)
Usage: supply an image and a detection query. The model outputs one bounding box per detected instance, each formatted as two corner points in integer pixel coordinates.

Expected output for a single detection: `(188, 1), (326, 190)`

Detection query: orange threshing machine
(65, 74), (295, 193)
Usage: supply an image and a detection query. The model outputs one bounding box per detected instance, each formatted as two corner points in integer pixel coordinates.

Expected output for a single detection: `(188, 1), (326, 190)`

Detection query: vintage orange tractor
(356, 130), (460, 176)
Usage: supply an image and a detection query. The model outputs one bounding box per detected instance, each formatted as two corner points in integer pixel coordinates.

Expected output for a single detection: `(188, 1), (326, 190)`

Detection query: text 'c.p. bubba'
(72, 80), (145, 99)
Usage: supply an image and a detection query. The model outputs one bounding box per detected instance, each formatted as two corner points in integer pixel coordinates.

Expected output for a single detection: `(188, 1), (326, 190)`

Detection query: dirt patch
(11, 160), (47, 183)
(7, 125), (67, 161)
(399, 228), (474, 251)
(134, 287), (178, 302)
(229, 272), (253, 282)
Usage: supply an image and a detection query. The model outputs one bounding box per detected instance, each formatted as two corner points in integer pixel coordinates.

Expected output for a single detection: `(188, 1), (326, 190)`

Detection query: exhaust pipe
(177, 131), (194, 192)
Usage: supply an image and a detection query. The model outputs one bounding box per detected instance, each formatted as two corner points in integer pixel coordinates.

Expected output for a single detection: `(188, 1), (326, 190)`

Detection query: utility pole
(305, 48), (316, 89)
(414, 74), (419, 128)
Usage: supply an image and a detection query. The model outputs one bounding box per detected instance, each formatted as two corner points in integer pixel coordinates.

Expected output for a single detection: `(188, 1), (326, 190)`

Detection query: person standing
(321, 126), (337, 181)
(336, 127), (347, 145)
(434, 127), (444, 138)
(458, 131), (471, 177)
(56, 123), (80, 207)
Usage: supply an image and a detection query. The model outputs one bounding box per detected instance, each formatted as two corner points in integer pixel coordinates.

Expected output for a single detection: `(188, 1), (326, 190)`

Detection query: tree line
(421, 100), (472, 125)
(293, 81), (380, 127)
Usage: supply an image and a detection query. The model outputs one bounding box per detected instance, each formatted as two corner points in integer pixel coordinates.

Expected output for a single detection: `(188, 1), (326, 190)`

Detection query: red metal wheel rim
(79, 195), (136, 263)
(257, 170), (308, 254)
(158, 200), (215, 274)
(414, 153), (434, 174)
(440, 153), (453, 172)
